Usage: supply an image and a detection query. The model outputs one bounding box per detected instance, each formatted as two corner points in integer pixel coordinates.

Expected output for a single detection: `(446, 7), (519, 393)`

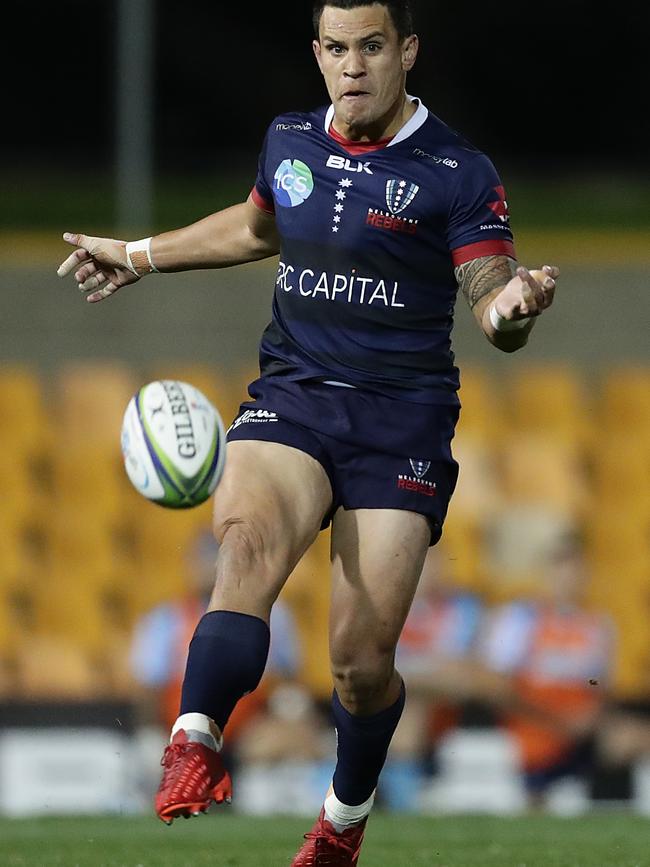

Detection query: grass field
(0, 812), (649, 867)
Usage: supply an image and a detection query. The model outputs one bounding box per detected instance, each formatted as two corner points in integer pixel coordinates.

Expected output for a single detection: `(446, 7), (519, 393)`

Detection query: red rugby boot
(155, 729), (232, 824)
(291, 808), (368, 866)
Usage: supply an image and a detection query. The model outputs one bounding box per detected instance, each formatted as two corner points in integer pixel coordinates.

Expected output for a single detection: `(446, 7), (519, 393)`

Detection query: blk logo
(327, 155), (373, 174)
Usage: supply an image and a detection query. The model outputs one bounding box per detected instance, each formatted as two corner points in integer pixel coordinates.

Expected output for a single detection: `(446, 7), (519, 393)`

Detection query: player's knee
(330, 647), (395, 712)
(216, 516), (271, 571)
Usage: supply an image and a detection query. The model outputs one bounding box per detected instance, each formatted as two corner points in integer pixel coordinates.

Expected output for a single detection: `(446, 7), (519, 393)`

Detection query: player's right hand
(56, 232), (140, 302)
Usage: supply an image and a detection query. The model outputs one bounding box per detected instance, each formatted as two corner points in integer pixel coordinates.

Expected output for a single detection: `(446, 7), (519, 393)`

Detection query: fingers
(516, 266), (545, 315)
(57, 231), (100, 277)
(79, 270), (108, 293)
(536, 265), (558, 309)
(57, 247), (92, 278)
(74, 260), (110, 292)
(87, 283), (120, 303)
(542, 264), (560, 280)
(518, 265), (558, 315)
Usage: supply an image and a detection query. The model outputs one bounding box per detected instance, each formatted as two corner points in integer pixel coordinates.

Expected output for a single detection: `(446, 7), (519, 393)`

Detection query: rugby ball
(120, 380), (225, 508)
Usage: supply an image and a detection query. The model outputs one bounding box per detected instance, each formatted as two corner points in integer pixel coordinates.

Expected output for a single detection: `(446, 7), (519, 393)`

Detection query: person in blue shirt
(57, 1), (559, 862)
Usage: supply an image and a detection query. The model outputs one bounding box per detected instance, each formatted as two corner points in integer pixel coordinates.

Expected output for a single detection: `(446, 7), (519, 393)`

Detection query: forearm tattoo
(455, 255), (516, 309)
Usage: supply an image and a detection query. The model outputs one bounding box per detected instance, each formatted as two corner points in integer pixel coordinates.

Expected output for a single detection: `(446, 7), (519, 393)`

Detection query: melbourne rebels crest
(385, 179), (419, 215)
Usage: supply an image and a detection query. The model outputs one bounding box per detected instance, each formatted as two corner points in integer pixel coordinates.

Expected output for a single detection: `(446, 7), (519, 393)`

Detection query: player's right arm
(56, 193), (280, 303)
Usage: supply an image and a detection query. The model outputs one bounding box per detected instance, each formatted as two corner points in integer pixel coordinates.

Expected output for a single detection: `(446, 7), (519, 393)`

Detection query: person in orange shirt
(129, 528), (302, 751)
(478, 537), (615, 807)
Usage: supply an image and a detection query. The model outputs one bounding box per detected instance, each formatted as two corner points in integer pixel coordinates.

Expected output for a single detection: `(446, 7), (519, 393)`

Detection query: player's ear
(401, 35), (418, 71)
(313, 39), (324, 74)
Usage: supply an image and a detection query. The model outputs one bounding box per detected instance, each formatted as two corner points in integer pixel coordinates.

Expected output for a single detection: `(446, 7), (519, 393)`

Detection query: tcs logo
(273, 159), (314, 207)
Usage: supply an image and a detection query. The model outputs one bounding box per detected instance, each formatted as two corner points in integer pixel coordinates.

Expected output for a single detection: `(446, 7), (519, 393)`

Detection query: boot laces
(304, 827), (356, 856)
(160, 741), (192, 773)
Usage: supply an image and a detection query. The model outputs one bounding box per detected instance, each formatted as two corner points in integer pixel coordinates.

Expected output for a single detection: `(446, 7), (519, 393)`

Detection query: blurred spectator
(385, 545), (485, 811)
(234, 679), (334, 815)
(129, 526), (303, 754)
(477, 535), (615, 809)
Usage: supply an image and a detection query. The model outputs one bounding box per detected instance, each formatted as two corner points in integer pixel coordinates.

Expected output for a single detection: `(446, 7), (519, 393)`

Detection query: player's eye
(327, 44), (345, 56)
(363, 42), (382, 53)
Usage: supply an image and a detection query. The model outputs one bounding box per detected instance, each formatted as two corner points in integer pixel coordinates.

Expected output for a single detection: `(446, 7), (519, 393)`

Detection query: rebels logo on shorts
(396, 459), (437, 496)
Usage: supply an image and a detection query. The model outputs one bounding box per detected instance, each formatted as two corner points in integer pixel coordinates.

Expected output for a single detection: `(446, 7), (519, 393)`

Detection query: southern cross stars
(333, 178), (353, 233)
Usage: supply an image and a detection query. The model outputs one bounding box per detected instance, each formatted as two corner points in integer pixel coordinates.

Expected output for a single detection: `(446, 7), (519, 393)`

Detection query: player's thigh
(212, 439), (332, 583)
(329, 507), (430, 664)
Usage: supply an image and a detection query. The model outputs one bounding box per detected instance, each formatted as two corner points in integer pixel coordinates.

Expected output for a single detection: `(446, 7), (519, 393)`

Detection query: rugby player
(57, 1), (559, 863)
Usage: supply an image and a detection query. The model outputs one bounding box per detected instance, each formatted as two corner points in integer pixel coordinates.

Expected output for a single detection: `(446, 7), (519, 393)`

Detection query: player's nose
(343, 49), (366, 77)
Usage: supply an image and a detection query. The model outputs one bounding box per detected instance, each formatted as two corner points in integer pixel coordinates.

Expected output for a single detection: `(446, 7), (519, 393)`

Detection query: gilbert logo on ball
(121, 380), (225, 508)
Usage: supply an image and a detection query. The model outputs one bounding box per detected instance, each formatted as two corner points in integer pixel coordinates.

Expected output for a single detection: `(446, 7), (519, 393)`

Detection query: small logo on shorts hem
(409, 459), (431, 478)
(228, 409), (278, 432)
(396, 475), (437, 497)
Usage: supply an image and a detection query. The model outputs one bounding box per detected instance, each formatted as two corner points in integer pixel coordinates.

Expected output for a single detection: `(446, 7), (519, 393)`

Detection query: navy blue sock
(179, 610), (270, 732)
(331, 681), (406, 806)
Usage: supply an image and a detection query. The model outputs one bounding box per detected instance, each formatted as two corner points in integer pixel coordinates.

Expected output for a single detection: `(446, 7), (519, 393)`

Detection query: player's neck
(330, 93), (416, 143)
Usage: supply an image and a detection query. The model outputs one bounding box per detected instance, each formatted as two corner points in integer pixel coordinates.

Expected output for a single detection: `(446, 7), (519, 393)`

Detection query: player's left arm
(455, 255), (559, 352)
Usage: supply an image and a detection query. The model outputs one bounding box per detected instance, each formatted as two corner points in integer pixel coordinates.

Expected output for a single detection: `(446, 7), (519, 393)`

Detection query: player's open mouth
(341, 91), (369, 100)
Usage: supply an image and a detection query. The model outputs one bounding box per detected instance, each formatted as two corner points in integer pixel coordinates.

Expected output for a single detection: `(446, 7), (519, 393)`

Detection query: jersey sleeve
(250, 123), (276, 215)
(446, 152), (516, 267)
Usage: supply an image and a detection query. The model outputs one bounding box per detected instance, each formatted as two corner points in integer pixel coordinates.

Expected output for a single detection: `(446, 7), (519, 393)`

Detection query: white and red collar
(324, 95), (428, 149)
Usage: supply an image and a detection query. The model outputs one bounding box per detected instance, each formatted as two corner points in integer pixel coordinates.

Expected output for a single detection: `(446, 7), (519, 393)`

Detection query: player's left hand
(492, 264), (559, 321)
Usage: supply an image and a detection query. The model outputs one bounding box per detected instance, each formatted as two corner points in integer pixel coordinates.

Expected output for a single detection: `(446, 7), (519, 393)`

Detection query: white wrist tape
(125, 237), (158, 276)
(489, 303), (530, 332)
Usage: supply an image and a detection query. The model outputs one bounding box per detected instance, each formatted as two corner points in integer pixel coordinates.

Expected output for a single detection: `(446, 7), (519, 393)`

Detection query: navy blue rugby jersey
(251, 97), (516, 406)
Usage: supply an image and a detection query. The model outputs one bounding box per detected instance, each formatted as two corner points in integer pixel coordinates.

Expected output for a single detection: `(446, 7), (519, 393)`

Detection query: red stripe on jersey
(451, 239), (516, 266)
(251, 186), (275, 215)
(328, 124), (393, 155)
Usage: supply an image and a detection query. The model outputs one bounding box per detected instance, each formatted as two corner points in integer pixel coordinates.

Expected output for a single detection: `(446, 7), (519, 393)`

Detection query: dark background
(8, 1), (649, 174)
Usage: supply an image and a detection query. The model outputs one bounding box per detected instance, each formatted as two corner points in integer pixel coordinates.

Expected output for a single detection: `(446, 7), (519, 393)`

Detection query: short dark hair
(312, 1), (414, 41)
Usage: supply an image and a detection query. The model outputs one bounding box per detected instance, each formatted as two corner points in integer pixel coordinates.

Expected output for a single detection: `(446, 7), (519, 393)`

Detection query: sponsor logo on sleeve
(412, 148), (459, 169)
(487, 185), (510, 223)
(276, 121), (312, 131)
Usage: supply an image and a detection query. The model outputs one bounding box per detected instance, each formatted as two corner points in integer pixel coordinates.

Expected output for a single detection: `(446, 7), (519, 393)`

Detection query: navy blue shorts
(226, 376), (459, 545)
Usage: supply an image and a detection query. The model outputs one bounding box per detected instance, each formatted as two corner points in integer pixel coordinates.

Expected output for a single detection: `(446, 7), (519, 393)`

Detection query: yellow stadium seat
(44, 506), (129, 578)
(133, 504), (215, 610)
(14, 636), (100, 700)
(0, 364), (53, 454)
(448, 433), (503, 524)
(50, 443), (127, 518)
(590, 435), (650, 517)
(456, 365), (505, 442)
(506, 362), (593, 446)
(0, 511), (47, 582)
(437, 512), (489, 596)
(584, 511), (650, 578)
(496, 432), (590, 519)
(600, 365), (650, 433)
(53, 360), (139, 447)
